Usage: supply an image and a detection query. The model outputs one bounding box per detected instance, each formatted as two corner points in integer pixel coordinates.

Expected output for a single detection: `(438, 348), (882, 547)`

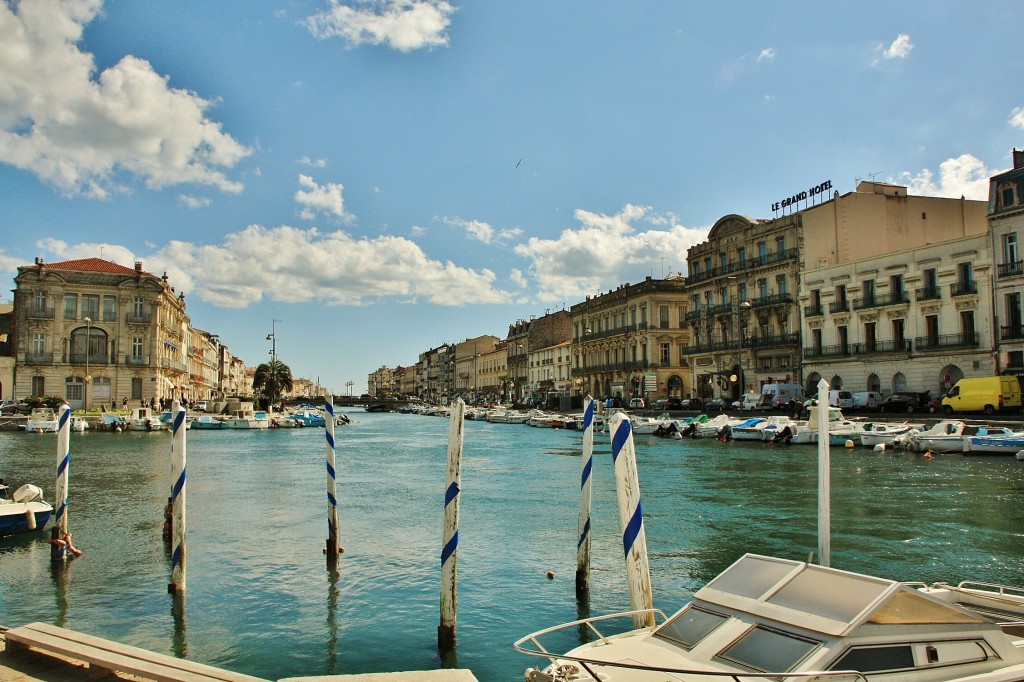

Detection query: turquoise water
(2, 410), (1024, 681)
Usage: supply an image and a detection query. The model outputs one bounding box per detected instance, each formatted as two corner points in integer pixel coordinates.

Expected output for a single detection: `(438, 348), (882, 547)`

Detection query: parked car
(194, 400), (208, 412)
(679, 397), (702, 409)
(879, 391), (931, 413)
(704, 397), (726, 411)
(0, 399), (19, 415)
(925, 397), (943, 413)
(628, 397), (645, 409)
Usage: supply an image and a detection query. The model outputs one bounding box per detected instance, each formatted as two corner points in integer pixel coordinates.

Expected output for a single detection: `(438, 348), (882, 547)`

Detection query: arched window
(805, 372), (821, 396)
(70, 326), (109, 364)
(866, 373), (880, 392)
(830, 375), (843, 389)
(892, 372), (907, 393)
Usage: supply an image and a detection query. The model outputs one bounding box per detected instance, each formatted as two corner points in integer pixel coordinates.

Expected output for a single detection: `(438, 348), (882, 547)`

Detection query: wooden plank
(5, 624), (269, 682)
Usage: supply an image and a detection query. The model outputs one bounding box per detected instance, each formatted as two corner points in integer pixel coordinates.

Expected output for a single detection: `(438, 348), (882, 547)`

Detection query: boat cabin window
(655, 606), (729, 649)
(715, 625), (820, 672)
(830, 645), (914, 672)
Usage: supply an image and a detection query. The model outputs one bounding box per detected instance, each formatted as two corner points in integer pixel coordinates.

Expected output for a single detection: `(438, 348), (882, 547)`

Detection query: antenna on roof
(868, 171), (882, 181)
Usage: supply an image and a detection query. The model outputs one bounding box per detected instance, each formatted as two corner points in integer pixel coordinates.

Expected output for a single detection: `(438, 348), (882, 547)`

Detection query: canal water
(2, 409), (1023, 681)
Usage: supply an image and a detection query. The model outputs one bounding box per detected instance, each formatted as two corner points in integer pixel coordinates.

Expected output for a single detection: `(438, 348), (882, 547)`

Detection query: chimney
(134, 261), (143, 272)
(34, 257), (44, 266)
(1014, 148), (1024, 170)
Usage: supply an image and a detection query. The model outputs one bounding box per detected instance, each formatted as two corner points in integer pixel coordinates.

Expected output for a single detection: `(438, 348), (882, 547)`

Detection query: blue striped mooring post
(438, 398), (465, 652)
(51, 403), (71, 562)
(575, 395), (595, 597)
(608, 411), (654, 628)
(325, 398), (341, 568)
(168, 400), (187, 594)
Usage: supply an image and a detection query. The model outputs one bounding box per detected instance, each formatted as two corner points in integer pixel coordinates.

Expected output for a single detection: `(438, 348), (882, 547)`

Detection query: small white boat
(21, 407), (58, 432)
(223, 408), (270, 429)
(190, 415), (226, 430)
(859, 421), (915, 447)
(0, 483), (53, 536)
(787, 406), (860, 444)
(630, 416), (672, 435)
(693, 413), (741, 438)
(908, 419), (968, 453)
(728, 416), (769, 440)
(962, 428), (1024, 455)
(71, 416), (89, 432)
(128, 407), (166, 431)
(516, 552), (1024, 682)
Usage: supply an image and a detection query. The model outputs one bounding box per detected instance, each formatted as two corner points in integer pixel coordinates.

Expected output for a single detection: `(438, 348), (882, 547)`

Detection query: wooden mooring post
(608, 411), (654, 628)
(168, 400), (187, 594)
(50, 403), (71, 562)
(575, 395), (595, 597)
(325, 398), (341, 568)
(438, 398), (465, 652)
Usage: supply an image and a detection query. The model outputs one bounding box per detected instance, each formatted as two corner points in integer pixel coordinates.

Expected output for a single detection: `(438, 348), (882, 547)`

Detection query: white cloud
(34, 238), (138, 268)
(295, 174), (353, 222)
(757, 48), (776, 62)
(1010, 107), (1024, 130)
(514, 205), (710, 302)
(306, 0), (455, 52)
(0, 0), (251, 197)
(32, 225), (512, 307)
(882, 33), (913, 60)
(299, 156), (328, 168)
(509, 268), (527, 289)
(177, 194), (212, 209)
(445, 216), (522, 244)
(896, 153), (997, 200)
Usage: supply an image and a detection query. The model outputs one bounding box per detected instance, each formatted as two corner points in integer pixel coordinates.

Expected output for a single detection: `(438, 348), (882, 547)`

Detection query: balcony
(1000, 325), (1024, 341)
(26, 306), (55, 319)
(126, 355), (151, 366)
(914, 333), (980, 351)
(828, 300), (850, 314)
(803, 344), (851, 359)
(915, 286), (942, 302)
(853, 292), (910, 310)
(855, 339), (911, 355)
(997, 260), (1024, 278)
(127, 312), (152, 323)
(24, 352), (55, 365)
(69, 353), (110, 365)
(804, 304), (824, 317)
(685, 248), (800, 285)
(161, 358), (188, 373)
(685, 309), (704, 322)
(750, 293), (793, 309)
(748, 332), (800, 349)
(707, 302), (734, 317)
(950, 281), (978, 297)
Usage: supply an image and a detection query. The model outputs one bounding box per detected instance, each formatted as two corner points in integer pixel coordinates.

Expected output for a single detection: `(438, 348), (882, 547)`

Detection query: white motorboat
(692, 413), (740, 438)
(787, 407), (862, 445)
(0, 482), (53, 536)
(190, 415), (226, 430)
(907, 420), (968, 453)
(21, 407), (58, 432)
(728, 416), (770, 440)
(630, 416), (672, 435)
(223, 408), (270, 429)
(71, 416), (89, 432)
(962, 428), (1024, 455)
(859, 421), (915, 447)
(127, 407), (166, 431)
(516, 553), (1024, 682)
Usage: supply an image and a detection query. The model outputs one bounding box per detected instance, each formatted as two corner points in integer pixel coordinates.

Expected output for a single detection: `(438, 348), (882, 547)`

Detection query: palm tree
(252, 360), (293, 408)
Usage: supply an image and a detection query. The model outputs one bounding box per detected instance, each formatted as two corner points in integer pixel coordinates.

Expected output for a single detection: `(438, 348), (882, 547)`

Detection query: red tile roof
(40, 258), (150, 276)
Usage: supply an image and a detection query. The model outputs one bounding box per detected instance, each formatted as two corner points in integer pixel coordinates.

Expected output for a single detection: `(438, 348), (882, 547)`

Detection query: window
(678, 306), (685, 329)
(81, 294), (100, 320)
(103, 295), (117, 322)
(893, 318), (906, 348)
(925, 315), (939, 344)
(704, 257), (712, 273)
(660, 305), (670, 329)
(862, 279), (875, 305)
(889, 274), (905, 300)
(864, 322), (877, 352)
(32, 333), (45, 354)
(63, 294), (78, 320)
(660, 343), (670, 364)
(1004, 232), (1020, 264)
(719, 252), (728, 270)
(961, 310), (976, 340)
(811, 289), (821, 308)
(776, 235), (786, 253)
(812, 328), (822, 353)
(1007, 292), (1022, 329)
(34, 290), (47, 310)
(133, 296), (145, 317)
(758, 278), (768, 299)
(716, 625), (819, 672)
(737, 247), (746, 266)
(958, 261), (974, 287)
(657, 606), (729, 649)
(831, 646), (914, 673)
(777, 274), (787, 296)
(131, 377), (143, 400)
(836, 284), (847, 304)
(758, 242), (767, 263)
(838, 325), (849, 353)
(65, 377), (83, 403)
(692, 261), (700, 276)
(738, 284), (747, 303)
(31, 375), (45, 396)
(131, 336), (144, 359)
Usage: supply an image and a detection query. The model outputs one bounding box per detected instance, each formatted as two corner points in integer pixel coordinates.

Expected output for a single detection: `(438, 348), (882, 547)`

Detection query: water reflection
(325, 568), (340, 675)
(48, 559), (72, 627)
(171, 593), (187, 659)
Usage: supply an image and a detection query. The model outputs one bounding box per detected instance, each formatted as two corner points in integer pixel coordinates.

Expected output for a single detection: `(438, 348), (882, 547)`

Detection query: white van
(828, 390), (854, 410)
(852, 391), (881, 411)
(759, 383), (805, 409)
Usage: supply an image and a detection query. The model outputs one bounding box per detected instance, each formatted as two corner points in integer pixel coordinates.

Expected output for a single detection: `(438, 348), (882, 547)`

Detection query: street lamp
(83, 316), (92, 412)
(736, 301), (751, 397)
(266, 319), (280, 408)
(579, 326), (592, 398)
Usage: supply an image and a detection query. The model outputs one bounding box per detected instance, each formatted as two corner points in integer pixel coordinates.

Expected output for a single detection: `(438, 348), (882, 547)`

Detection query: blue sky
(2, 1), (1022, 394)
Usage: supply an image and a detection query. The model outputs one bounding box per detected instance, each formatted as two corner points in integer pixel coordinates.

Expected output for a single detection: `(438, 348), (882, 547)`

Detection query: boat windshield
(655, 605), (729, 649)
(715, 625), (820, 672)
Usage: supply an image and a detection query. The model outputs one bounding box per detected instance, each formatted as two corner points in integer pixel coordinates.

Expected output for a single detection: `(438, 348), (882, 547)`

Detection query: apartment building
(452, 335), (501, 400)
(989, 149), (1024, 378)
(570, 276), (690, 403)
(528, 340), (572, 401)
(12, 258), (192, 408)
(801, 234), (994, 396)
(507, 310), (571, 402)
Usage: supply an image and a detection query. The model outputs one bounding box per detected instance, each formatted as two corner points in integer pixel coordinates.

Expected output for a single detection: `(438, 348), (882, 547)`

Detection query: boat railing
(514, 611), (872, 682)
(956, 581), (1024, 600)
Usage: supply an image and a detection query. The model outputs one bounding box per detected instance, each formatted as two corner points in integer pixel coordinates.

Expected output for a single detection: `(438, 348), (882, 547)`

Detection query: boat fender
(845, 439), (855, 448)
(115, 426), (122, 433)
(546, 571), (554, 580)
(25, 507), (36, 530)
(873, 443), (886, 452)
(924, 452), (934, 460)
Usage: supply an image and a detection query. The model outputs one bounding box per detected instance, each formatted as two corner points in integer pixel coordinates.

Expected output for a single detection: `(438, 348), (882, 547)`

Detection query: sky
(2, 0), (1023, 395)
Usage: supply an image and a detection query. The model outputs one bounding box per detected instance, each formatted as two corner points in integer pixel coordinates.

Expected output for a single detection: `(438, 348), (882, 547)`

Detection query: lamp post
(83, 316), (92, 412)
(579, 326), (592, 398)
(736, 301), (751, 396)
(266, 319), (279, 408)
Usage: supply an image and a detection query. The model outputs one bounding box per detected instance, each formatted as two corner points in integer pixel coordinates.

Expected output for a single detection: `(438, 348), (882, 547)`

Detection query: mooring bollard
(608, 411), (654, 628)
(168, 400), (187, 594)
(576, 395), (595, 597)
(51, 403), (71, 562)
(438, 398), (465, 652)
(816, 378), (831, 568)
(325, 398), (341, 568)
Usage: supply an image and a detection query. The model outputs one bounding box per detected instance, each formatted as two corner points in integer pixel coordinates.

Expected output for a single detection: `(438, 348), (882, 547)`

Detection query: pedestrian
(122, 396), (128, 409)
(110, 398), (116, 411)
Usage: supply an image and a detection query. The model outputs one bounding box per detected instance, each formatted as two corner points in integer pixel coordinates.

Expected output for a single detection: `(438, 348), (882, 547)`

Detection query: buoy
(24, 507), (36, 530)
(845, 439), (855, 448)
(1016, 450), (1024, 461)
(546, 571), (555, 579)
(115, 426), (122, 433)
(873, 443), (886, 452)
(924, 452), (934, 460)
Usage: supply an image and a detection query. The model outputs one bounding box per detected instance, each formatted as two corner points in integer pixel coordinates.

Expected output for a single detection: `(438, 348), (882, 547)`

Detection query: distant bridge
(330, 396), (415, 411)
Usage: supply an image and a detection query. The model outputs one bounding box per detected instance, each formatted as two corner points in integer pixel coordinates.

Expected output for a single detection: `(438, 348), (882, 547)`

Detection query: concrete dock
(0, 627), (479, 682)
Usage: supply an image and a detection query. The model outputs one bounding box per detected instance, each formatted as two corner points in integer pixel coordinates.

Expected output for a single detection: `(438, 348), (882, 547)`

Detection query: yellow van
(941, 376), (1023, 415)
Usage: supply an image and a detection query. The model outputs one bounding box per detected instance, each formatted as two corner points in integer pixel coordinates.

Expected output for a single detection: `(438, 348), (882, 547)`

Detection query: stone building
(12, 258), (192, 408)
(507, 310), (571, 402)
(570, 276), (691, 403)
(528, 340), (572, 402)
(452, 335), (501, 400)
(989, 149), (1024, 379)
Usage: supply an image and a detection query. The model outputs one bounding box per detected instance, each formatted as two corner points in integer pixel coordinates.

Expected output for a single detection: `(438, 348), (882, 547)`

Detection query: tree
(252, 360), (293, 408)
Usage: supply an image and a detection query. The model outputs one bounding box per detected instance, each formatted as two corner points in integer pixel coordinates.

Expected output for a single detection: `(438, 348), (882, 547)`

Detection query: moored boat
(190, 415), (226, 430)
(21, 407), (58, 432)
(962, 428), (1024, 455)
(859, 421), (915, 447)
(128, 407), (166, 431)
(0, 482), (53, 536)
